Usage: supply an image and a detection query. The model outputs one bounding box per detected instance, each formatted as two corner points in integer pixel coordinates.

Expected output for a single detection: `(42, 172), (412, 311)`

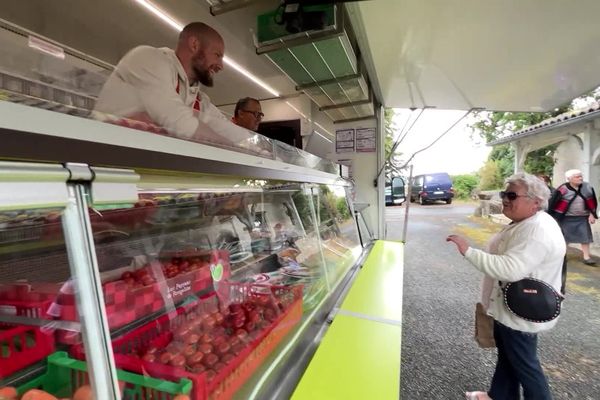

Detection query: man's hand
(446, 234), (470, 256)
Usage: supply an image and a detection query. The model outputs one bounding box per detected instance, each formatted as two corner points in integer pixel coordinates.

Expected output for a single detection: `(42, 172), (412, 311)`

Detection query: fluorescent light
(313, 130), (333, 143)
(28, 36), (65, 59)
(224, 56), (279, 97)
(134, 0), (183, 31)
(134, 0), (279, 97)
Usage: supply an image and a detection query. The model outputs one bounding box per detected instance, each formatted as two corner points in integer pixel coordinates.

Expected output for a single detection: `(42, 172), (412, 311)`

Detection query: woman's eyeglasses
(499, 191), (528, 201)
(240, 110), (264, 119)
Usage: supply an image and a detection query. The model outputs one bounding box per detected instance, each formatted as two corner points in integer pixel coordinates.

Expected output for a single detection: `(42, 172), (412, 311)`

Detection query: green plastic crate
(17, 352), (192, 399)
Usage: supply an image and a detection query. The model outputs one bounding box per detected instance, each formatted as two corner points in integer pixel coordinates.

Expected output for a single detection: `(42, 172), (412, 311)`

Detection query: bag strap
(498, 255), (568, 296)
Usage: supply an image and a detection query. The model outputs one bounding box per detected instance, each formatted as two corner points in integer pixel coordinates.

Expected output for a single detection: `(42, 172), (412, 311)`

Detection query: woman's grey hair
(505, 172), (550, 210)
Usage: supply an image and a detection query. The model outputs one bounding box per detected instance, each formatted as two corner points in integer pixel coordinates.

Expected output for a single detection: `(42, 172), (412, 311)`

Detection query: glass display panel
(0, 207), (97, 395)
(0, 32), (338, 174)
(82, 179), (361, 399)
(312, 184), (362, 286)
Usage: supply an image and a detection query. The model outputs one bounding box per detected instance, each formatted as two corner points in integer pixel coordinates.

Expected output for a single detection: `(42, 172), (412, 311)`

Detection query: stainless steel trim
(0, 127), (341, 185)
(62, 184), (120, 400)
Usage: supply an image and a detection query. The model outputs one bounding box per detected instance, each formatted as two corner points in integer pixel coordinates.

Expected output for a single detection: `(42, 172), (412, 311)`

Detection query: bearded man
(94, 22), (255, 146)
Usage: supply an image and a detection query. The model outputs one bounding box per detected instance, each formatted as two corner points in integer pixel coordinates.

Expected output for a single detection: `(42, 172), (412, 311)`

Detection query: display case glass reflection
(0, 207), (95, 389)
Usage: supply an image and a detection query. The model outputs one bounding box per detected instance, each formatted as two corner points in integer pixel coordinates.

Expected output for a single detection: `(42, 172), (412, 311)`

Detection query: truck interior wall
(327, 120), (380, 239)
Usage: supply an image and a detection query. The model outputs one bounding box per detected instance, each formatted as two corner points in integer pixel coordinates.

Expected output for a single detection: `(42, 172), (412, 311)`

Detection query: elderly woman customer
(447, 172), (566, 400)
(548, 169), (598, 265)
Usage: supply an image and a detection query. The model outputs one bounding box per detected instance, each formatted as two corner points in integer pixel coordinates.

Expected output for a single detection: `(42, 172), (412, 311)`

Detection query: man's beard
(194, 66), (213, 87)
(192, 53), (213, 87)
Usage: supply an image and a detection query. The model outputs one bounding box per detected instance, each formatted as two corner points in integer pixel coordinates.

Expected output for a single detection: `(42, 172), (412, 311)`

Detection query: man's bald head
(176, 22), (224, 86)
(178, 22), (223, 48)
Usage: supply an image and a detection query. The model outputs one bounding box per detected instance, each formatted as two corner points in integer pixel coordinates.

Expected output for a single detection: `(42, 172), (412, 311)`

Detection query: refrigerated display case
(0, 101), (365, 399)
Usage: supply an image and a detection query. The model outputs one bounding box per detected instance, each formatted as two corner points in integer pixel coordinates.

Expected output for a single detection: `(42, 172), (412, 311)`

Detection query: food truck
(1, 1), (599, 398)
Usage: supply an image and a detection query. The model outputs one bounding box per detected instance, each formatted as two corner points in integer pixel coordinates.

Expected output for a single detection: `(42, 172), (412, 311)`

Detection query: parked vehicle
(410, 173), (454, 204)
(385, 176), (406, 206)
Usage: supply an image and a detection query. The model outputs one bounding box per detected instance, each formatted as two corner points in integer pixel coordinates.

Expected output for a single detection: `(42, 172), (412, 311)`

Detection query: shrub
(452, 174), (479, 199)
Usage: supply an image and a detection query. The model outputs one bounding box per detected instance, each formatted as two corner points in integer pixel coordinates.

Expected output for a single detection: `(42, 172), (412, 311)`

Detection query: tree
(470, 106), (569, 181)
(452, 174), (479, 199)
(384, 108), (404, 181)
(479, 160), (504, 190)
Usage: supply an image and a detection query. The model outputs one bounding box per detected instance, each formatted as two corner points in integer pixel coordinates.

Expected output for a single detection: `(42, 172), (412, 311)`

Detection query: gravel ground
(385, 203), (600, 400)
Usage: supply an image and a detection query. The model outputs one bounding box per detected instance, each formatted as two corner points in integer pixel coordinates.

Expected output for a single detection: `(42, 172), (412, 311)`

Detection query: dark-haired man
(232, 97), (263, 132)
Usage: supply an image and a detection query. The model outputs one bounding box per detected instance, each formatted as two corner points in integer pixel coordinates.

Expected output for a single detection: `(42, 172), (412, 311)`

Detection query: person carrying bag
(447, 172), (566, 400)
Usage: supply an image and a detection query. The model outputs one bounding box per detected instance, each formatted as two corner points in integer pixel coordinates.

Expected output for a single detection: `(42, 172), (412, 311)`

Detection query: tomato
(73, 385), (93, 400)
(174, 325), (191, 341)
(203, 353), (219, 367)
(169, 354), (186, 368)
(213, 361), (226, 372)
(185, 332), (200, 345)
(0, 387), (17, 400)
(142, 353), (156, 363)
(200, 332), (214, 344)
(202, 315), (216, 330)
(216, 342), (231, 355)
(189, 363), (206, 373)
(229, 336), (240, 348)
(235, 329), (248, 342)
(212, 335), (226, 347)
(182, 345), (196, 358)
(159, 352), (173, 364)
(205, 369), (216, 381)
(213, 312), (225, 325)
(221, 353), (235, 364)
(21, 389), (58, 400)
(229, 303), (242, 314)
(244, 321), (256, 332)
(121, 271), (133, 280)
(264, 308), (277, 322)
(233, 315), (246, 329)
(186, 351), (204, 366)
(232, 343), (245, 355)
(198, 343), (213, 354)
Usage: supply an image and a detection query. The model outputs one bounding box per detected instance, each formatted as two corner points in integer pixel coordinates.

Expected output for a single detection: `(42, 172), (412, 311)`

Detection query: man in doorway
(94, 22), (259, 148)
(232, 97), (264, 132)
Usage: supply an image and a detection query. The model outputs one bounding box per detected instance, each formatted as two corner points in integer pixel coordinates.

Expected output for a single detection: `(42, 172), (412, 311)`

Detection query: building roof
(489, 102), (600, 145)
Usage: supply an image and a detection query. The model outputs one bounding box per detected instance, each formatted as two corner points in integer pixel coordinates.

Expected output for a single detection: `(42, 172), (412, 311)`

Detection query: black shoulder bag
(500, 256), (567, 323)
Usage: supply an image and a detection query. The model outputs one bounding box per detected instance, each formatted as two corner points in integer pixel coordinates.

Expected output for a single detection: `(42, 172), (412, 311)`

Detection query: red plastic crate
(0, 300), (55, 378)
(72, 284), (302, 400)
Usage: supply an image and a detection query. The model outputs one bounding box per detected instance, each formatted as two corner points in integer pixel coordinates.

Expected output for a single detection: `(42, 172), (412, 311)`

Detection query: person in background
(232, 97), (264, 132)
(548, 169), (598, 265)
(447, 172), (565, 400)
(94, 22), (258, 148)
(536, 174), (554, 194)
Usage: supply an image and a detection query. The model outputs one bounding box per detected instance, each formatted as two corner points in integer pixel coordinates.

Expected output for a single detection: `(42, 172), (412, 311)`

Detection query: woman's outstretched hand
(446, 234), (470, 256)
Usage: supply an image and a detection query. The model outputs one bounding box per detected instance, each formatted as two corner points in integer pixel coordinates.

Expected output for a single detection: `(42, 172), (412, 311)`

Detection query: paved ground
(386, 201), (600, 399)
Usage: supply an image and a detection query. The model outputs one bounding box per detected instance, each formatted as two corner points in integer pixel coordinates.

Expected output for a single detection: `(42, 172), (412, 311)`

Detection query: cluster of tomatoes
(118, 257), (209, 287)
(136, 293), (291, 381)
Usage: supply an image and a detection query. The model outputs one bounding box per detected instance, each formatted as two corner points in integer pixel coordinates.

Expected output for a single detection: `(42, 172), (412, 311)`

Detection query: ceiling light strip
(134, 0), (279, 96)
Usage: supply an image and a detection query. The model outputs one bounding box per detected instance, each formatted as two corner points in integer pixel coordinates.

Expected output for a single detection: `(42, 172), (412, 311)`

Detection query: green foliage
(479, 160), (505, 190)
(384, 108), (404, 180)
(292, 191), (314, 231)
(470, 107), (570, 181)
(336, 197), (351, 220)
(488, 144), (515, 181)
(451, 174), (479, 199)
